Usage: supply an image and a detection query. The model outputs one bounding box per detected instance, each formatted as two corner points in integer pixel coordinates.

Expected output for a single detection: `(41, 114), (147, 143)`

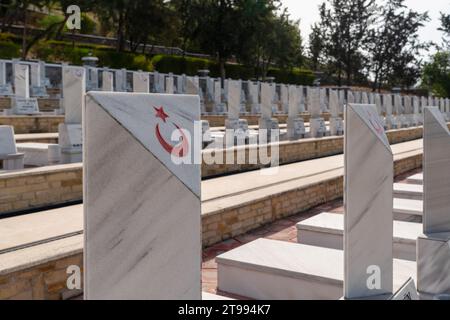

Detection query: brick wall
(0, 165), (82, 215)
(0, 116), (64, 134)
(201, 151), (422, 246)
(0, 254), (82, 300)
(0, 98), (61, 112)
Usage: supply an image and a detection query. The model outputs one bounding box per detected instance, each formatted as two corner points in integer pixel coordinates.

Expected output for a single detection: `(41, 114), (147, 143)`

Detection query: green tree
(422, 51), (450, 97)
(308, 22), (325, 71)
(317, 0), (377, 86)
(367, 0), (429, 91)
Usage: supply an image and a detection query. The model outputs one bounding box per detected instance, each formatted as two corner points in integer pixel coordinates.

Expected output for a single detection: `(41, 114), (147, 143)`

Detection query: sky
(281, 0), (450, 57)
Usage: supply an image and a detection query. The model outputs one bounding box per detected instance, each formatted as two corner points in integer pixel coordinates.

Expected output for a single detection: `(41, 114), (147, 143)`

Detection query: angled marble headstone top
(307, 87), (321, 118)
(260, 82), (273, 119)
(423, 107), (450, 234)
(84, 92), (201, 300)
(288, 85), (299, 118)
(227, 80), (241, 119)
(344, 103), (393, 299)
(14, 63), (29, 98)
(133, 72), (149, 93)
(329, 90), (340, 117)
(63, 66), (85, 124)
(0, 126), (17, 155)
(86, 92), (201, 196)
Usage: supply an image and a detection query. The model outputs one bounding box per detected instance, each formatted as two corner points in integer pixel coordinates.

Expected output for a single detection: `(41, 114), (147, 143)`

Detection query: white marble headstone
(288, 85), (299, 118)
(0, 125), (17, 155)
(260, 83), (273, 120)
(307, 87), (321, 118)
(165, 75), (174, 94)
(62, 66), (85, 124)
(344, 103), (393, 299)
(185, 76), (200, 95)
(14, 63), (29, 98)
(133, 72), (149, 93)
(227, 80), (241, 120)
(423, 107), (450, 234)
(115, 69), (127, 92)
(329, 90), (340, 118)
(102, 71), (114, 92)
(29, 63), (41, 87)
(0, 61), (6, 85)
(84, 92), (201, 300)
(347, 91), (355, 105)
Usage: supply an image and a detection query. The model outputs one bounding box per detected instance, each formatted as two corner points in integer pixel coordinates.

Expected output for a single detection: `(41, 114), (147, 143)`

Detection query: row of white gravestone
(3, 58), (450, 122)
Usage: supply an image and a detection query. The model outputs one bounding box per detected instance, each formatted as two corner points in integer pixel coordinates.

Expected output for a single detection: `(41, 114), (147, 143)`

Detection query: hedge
(0, 33), (21, 59)
(151, 54), (315, 85)
(33, 41), (153, 71)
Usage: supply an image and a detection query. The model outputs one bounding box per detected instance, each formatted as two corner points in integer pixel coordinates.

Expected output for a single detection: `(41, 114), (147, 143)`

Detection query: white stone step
(406, 173), (423, 185)
(217, 238), (415, 300)
(202, 292), (234, 300)
(393, 198), (423, 222)
(393, 183), (423, 200)
(296, 212), (422, 261)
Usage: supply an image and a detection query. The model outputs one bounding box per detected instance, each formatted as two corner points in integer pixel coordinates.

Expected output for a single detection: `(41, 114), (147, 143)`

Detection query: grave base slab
(217, 238), (415, 300)
(296, 212), (421, 261)
(417, 232), (450, 296)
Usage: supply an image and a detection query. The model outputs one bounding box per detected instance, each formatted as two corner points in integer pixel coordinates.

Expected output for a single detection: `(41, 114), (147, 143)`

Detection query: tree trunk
(21, 5), (27, 59)
(219, 56), (226, 85)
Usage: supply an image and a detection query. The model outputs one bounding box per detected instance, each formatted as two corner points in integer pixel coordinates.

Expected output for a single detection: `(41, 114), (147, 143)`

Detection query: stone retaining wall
(0, 164), (82, 215)
(0, 116), (64, 134)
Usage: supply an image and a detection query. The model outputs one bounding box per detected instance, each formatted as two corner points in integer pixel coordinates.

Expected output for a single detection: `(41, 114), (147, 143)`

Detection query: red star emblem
(154, 106), (169, 123)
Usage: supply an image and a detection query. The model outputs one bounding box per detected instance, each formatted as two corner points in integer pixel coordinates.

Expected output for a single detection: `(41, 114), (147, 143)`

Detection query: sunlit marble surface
(62, 66), (85, 124)
(132, 72), (149, 93)
(423, 107), (450, 233)
(14, 63), (29, 98)
(227, 80), (241, 120)
(344, 104), (393, 299)
(83, 92), (201, 300)
(417, 232), (450, 295)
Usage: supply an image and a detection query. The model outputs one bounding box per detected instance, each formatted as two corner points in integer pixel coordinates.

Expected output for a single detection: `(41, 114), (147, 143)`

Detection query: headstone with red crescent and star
(83, 92), (201, 300)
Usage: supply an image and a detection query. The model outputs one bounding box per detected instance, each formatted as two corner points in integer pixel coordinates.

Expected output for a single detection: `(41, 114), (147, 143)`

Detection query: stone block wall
(0, 165), (82, 215)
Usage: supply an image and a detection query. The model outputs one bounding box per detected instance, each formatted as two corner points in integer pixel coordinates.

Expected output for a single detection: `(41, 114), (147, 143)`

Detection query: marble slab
(407, 173), (423, 184)
(393, 198), (423, 221)
(133, 72), (149, 93)
(115, 69), (127, 92)
(102, 71), (114, 92)
(0, 125), (17, 155)
(307, 87), (321, 118)
(288, 85), (299, 118)
(329, 90), (340, 118)
(393, 183), (423, 200)
(165, 76), (174, 94)
(11, 97), (39, 115)
(344, 103), (393, 299)
(423, 107), (450, 234)
(14, 63), (29, 98)
(260, 82), (273, 120)
(185, 76), (199, 95)
(296, 212), (421, 261)
(62, 66), (85, 124)
(227, 80), (241, 120)
(217, 239), (415, 300)
(417, 232), (450, 295)
(84, 92), (201, 299)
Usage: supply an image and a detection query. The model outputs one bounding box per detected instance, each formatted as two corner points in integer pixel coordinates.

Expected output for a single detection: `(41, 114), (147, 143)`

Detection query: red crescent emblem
(154, 106), (189, 157)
